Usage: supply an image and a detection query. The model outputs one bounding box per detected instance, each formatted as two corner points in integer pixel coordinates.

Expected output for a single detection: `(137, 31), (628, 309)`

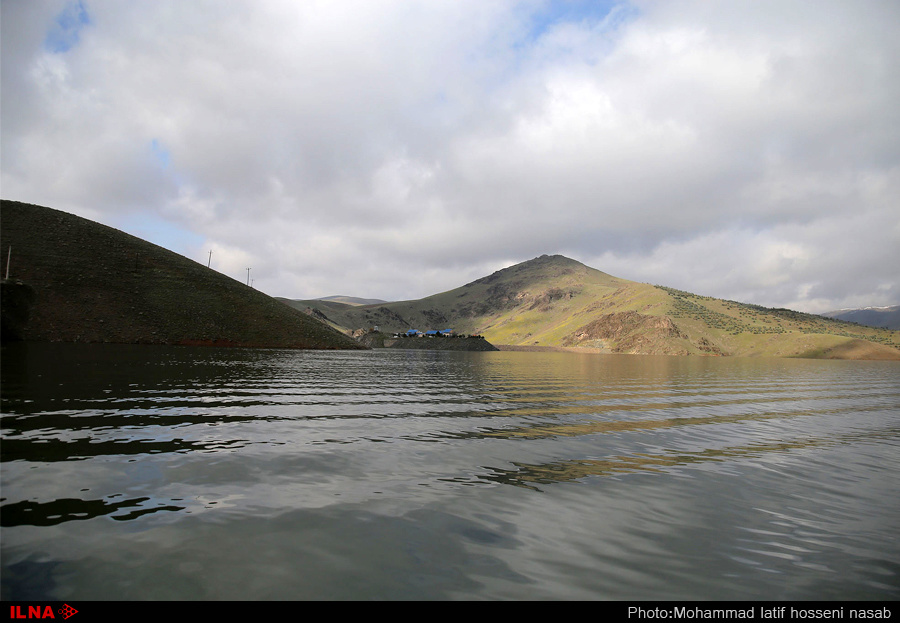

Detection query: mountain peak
(500, 254), (582, 272)
(461, 254), (616, 295)
(527, 254), (582, 266)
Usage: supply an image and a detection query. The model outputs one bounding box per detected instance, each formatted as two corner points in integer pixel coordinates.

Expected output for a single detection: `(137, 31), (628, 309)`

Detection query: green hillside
(288, 254), (900, 360)
(0, 200), (363, 350)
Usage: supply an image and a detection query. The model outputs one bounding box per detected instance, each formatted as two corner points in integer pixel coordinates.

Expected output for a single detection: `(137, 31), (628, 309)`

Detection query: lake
(1, 343), (898, 600)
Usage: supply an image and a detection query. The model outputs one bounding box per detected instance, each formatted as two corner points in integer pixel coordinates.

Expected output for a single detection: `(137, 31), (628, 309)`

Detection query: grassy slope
(0, 200), (363, 349)
(658, 287), (900, 358)
(290, 255), (900, 359)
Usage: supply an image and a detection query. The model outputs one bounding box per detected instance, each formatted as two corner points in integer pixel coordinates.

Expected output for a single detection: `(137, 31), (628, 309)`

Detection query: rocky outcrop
(564, 311), (689, 354)
(303, 306), (331, 322)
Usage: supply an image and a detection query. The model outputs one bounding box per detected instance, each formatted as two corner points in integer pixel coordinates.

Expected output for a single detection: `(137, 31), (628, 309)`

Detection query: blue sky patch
(525, 0), (626, 42)
(150, 139), (172, 169)
(114, 213), (205, 258)
(44, 0), (91, 54)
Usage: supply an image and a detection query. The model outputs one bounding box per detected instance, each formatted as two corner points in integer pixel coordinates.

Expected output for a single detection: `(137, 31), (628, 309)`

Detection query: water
(1, 343), (898, 600)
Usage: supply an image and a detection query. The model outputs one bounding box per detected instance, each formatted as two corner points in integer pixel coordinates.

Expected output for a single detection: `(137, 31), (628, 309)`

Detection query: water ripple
(2, 344), (898, 600)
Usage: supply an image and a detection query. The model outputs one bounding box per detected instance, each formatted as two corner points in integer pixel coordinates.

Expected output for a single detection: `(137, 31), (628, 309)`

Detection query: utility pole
(247, 267), (251, 286)
(5, 246), (10, 279)
(207, 250), (212, 268)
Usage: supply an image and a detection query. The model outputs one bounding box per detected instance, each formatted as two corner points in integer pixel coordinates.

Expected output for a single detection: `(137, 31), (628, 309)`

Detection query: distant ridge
(316, 295), (388, 306)
(821, 305), (900, 331)
(290, 254), (900, 360)
(0, 200), (363, 349)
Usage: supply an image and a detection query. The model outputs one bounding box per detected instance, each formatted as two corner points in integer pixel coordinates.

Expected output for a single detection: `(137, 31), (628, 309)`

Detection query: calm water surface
(1, 343), (898, 600)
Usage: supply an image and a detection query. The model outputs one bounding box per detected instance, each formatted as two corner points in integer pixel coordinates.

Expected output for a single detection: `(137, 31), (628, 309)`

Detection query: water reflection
(1, 496), (184, 526)
(2, 343), (898, 600)
(478, 426), (900, 490)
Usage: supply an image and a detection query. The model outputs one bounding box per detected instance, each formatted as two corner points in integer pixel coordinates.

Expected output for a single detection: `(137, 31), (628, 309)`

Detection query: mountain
(288, 254), (900, 360)
(316, 295), (388, 306)
(821, 306), (900, 331)
(0, 200), (363, 350)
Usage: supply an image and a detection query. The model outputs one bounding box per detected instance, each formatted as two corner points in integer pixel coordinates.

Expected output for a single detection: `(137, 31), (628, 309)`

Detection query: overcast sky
(3, 0), (898, 313)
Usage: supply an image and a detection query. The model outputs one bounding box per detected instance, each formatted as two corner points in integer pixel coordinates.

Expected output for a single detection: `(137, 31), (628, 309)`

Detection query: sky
(2, 0), (899, 313)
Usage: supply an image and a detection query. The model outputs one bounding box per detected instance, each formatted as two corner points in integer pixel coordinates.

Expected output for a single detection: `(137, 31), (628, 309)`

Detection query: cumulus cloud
(2, 0), (898, 312)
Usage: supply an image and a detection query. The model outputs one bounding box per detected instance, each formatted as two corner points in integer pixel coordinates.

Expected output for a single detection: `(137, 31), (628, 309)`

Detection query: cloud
(2, 0), (898, 311)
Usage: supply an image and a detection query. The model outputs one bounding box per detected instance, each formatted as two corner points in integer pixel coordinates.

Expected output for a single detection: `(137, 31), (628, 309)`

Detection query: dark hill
(0, 200), (363, 349)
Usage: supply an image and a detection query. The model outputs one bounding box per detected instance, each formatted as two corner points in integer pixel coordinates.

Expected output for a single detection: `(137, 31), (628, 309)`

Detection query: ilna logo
(8, 605), (78, 620)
